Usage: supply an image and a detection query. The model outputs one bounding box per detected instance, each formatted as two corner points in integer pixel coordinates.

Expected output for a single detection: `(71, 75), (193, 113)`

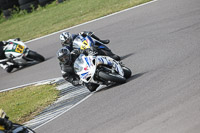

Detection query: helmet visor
(59, 54), (71, 63)
(64, 38), (71, 44)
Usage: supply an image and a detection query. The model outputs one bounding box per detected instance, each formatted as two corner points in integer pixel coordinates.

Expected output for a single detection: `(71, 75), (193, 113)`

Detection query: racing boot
(91, 34), (110, 44)
(99, 39), (110, 44)
(0, 63), (8, 70)
(6, 64), (19, 73)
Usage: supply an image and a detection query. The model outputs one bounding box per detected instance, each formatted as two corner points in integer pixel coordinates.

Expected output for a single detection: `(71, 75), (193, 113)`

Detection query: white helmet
(0, 109), (6, 118)
(60, 32), (73, 46)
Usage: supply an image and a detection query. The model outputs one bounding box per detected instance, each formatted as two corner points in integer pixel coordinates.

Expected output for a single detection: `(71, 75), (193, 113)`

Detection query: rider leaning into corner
(0, 109), (12, 132)
(59, 31), (120, 61)
(57, 47), (100, 91)
(57, 31), (120, 90)
(0, 38), (20, 72)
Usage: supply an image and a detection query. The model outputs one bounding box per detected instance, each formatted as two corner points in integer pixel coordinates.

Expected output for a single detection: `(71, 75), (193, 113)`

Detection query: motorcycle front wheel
(122, 66), (132, 79)
(27, 50), (45, 62)
(98, 71), (126, 84)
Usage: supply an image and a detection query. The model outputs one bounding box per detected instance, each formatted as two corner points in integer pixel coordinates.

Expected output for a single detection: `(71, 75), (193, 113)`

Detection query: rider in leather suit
(57, 47), (81, 86)
(0, 109), (12, 131)
(57, 47), (99, 91)
(59, 31), (120, 61)
(0, 38), (20, 72)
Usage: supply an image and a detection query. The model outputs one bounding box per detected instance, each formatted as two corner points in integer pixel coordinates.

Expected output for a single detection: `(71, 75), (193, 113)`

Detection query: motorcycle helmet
(60, 32), (73, 47)
(0, 109), (6, 119)
(57, 47), (71, 64)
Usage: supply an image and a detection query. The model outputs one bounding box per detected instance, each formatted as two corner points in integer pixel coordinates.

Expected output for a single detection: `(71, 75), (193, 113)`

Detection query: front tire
(122, 67), (132, 79)
(98, 71), (126, 84)
(27, 50), (45, 62)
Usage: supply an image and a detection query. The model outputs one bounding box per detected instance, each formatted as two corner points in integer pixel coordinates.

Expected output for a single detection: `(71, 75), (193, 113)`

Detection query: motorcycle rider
(57, 47), (99, 91)
(0, 109), (12, 131)
(59, 31), (120, 61)
(0, 38), (20, 72)
(0, 41), (7, 68)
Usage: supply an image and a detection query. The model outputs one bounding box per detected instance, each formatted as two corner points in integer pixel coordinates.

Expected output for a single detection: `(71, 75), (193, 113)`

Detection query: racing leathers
(0, 39), (20, 72)
(63, 31), (120, 61)
(0, 118), (12, 131)
(59, 51), (81, 86)
(59, 48), (99, 91)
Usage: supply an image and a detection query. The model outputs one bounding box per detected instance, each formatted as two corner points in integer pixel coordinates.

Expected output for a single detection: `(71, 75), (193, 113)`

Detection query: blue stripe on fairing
(81, 72), (88, 78)
(99, 45), (105, 49)
(85, 57), (90, 67)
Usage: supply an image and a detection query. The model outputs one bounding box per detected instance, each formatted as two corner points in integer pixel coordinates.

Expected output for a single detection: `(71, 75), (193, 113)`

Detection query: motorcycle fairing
(74, 54), (124, 84)
(73, 35), (95, 50)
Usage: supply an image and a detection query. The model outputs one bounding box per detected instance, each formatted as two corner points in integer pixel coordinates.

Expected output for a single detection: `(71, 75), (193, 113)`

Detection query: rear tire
(38, 0), (53, 6)
(18, 0), (34, 5)
(19, 0), (38, 12)
(27, 50), (45, 62)
(98, 71), (126, 84)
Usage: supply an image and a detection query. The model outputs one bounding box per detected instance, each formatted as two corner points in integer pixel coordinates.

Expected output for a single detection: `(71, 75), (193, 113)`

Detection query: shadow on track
(126, 72), (147, 82)
(10, 56), (54, 73)
(120, 53), (135, 60)
(96, 72), (147, 92)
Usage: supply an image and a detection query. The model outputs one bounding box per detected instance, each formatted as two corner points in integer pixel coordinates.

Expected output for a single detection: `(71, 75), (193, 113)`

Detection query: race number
(81, 40), (90, 50)
(15, 44), (24, 53)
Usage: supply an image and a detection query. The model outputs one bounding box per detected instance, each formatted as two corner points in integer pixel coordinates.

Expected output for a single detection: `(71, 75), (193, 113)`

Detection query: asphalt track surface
(1, 0), (200, 132)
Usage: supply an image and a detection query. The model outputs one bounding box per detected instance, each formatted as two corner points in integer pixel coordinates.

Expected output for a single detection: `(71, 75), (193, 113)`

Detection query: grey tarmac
(1, 0), (200, 132)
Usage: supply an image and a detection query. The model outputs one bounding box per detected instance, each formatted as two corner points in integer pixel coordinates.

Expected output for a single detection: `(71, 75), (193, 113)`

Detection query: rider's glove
(83, 48), (97, 56)
(88, 50), (97, 56)
(72, 79), (82, 86)
(71, 49), (80, 55)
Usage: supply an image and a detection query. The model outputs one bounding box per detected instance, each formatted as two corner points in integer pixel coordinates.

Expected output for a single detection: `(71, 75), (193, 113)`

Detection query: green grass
(0, 85), (59, 124)
(0, 0), (151, 41)
(0, 0), (151, 124)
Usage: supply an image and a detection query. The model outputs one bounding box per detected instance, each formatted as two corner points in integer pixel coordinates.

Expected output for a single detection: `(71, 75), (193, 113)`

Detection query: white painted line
(3, 0), (159, 130)
(33, 93), (94, 130)
(25, 0), (158, 44)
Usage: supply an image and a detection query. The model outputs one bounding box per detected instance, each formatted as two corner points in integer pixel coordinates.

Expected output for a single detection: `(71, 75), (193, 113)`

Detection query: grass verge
(0, 84), (59, 124)
(0, 0), (151, 41)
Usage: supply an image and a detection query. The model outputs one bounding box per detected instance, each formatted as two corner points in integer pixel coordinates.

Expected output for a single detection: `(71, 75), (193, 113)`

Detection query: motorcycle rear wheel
(98, 71), (126, 84)
(27, 50), (45, 62)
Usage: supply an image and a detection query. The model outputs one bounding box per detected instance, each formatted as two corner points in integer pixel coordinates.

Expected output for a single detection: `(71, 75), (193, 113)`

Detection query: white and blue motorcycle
(73, 34), (120, 61)
(74, 54), (131, 92)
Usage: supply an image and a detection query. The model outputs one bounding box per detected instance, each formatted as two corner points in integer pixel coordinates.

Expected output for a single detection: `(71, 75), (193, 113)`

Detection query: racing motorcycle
(74, 54), (131, 92)
(73, 34), (121, 61)
(1, 39), (45, 73)
(0, 123), (35, 133)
